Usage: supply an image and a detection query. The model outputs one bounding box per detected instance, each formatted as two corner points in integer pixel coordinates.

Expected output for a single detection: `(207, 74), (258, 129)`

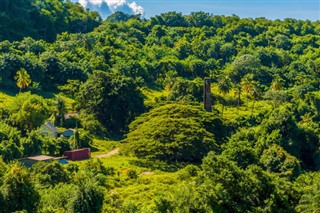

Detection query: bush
(126, 103), (225, 163)
(127, 169), (138, 179)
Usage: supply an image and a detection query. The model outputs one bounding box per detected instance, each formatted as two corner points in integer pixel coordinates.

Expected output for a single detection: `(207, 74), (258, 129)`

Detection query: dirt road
(94, 148), (119, 158)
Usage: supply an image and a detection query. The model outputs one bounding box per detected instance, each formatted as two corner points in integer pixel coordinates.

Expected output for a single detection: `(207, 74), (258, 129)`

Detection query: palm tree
(235, 83), (242, 110)
(218, 76), (232, 116)
(268, 76), (285, 109)
(14, 68), (32, 93)
(241, 76), (260, 115)
(54, 98), (67, 126)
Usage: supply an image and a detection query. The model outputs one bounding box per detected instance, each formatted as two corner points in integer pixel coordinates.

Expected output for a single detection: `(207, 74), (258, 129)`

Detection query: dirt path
(140, 171), (154, 176)
(95, 148), (120, 159)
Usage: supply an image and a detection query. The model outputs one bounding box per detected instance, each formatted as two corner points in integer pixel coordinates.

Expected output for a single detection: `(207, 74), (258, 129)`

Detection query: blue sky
(73, 0), (320, 20)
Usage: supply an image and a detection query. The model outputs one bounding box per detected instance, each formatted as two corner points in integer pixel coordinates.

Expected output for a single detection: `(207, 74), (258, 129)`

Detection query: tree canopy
(0, 8), (320, 213)
(126, 103), (225, 163)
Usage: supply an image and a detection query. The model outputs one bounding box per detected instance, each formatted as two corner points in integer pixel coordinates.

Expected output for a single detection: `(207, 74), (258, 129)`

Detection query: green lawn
(90, 139), (123, 155)
(83, 138), (186, 210)
(141, 87), (169, 107)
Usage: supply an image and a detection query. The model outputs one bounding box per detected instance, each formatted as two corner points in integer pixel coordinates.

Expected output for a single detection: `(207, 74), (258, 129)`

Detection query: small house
(60, 129), (75, 138)
(64, 148), (91, 161)
(39, 122), (58, 138)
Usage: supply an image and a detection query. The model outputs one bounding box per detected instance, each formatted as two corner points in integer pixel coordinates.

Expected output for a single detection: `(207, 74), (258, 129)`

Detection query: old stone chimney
(203, 78), (212, 112)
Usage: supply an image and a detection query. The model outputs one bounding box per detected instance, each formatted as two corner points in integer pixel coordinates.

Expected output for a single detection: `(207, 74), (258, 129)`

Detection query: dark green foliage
(76, 70), (145, 134)
(177, 164), (200, 180)
(71, 174), (104, 213)
(297, 122), (320, 170)
(20, 132), (42, 157)
(294, 172), (320, 212)
(58, 79), (82, 98)
(56, 136), (71, 156)
(221, 140), (258, 169)
(0, 159), (7, 180)
(194, 152), (295, 212)
(0, 123), (21, 144)
(40, 176), (104, 213)
(256, 107), (301, 157)
(69, 129), (80, 150)
(0, 0), (101, 42)
(167, 77), (203, 102)
(254, 107), (320, 170)
(106, 11), (138, 23)
(0, 140), (22, 162)
(31, 162), (69, 188)
(54, 97), (67, 127)
(0, 164), (40, 213)
(40, 183), (79, 212)
(82, 159), (108, 176)
(0, 12), (319, 92)
(126, 104), (224, 163)
(126, 169), (138, 179)
(79, 113), (107, 136)
(9, 93), (50, 132)
(260, 144), (301, 179)
(0, 10), (320, 213)
(0, 123), (22, 162)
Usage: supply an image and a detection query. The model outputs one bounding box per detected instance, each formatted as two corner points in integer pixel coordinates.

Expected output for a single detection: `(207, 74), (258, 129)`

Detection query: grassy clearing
(211, 83), (273, 121)
(87, 138), (185, 208)
(110, 172), (181, 206)
(141, 87), (169, 106)
(219, 99), (273, 121)
(90, 139), (123, 155)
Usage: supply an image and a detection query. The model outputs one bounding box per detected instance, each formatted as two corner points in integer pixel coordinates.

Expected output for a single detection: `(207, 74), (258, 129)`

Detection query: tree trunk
(222, 104), (224, 117)
(251, 99), (255, 116)
(237, 88), (241, 111)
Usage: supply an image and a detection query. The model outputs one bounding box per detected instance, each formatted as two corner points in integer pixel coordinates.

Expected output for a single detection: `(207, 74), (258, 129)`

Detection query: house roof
(27, 155), (55, 161)
(44, 122), (57, 133)
(64, 112), (79, 120)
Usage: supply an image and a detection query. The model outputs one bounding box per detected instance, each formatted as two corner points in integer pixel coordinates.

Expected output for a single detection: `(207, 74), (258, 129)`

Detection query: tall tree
(76, 71), (145, 134)
(241, 76), (260, 115)
(1, 164), (40, 212)
(14, 68), (32, 92)
(54, 98), (67, 127)
(10, 94), (49, 132)
(218, 76), (232, 116)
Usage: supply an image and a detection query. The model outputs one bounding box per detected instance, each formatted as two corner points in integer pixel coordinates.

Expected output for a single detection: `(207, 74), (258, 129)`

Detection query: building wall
(64, 148), (90, 161)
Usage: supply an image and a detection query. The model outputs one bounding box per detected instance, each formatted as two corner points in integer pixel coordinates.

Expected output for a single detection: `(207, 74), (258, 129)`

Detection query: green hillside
(0, 9), (320, 212)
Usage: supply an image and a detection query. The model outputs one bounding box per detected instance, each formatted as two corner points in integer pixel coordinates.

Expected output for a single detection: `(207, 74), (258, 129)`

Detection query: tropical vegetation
(0, 1), (320, 212)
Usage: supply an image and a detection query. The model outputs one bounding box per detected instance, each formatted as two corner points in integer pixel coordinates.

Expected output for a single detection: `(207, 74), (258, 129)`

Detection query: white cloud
(78, 0), (144, 19)
(129, 2), (144, 16)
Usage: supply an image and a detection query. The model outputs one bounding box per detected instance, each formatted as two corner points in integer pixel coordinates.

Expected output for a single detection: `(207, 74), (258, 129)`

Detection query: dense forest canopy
(0, 2), (320, 212)
(0, 0), (101, 42)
